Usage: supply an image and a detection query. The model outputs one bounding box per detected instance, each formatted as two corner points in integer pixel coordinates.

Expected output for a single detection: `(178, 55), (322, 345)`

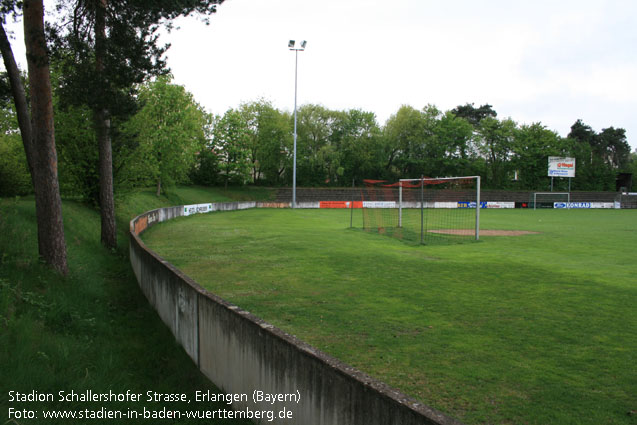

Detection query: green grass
(142, 208), (637, 425)
(1, 186), (260, 424)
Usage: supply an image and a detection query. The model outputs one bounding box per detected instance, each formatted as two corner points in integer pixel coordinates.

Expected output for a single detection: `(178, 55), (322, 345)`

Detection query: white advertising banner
(183, 203), (214, 216)
(363, 201), (396, 208)
(553, 202), (615, 209)
(548, 157), (576, 177)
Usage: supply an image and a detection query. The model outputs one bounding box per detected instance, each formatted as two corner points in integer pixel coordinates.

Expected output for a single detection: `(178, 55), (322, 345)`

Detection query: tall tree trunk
(94, 0), (117, 249)
(23, 0), (69, 275)
(156, 178), (161, 197)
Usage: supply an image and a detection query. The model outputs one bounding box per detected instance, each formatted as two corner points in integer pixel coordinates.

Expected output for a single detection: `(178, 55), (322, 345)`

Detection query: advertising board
(458, 202), (515, 209)
(548, 157), (576, 177)
(183, 203), (214, 216)
(362, 201), (396, 208)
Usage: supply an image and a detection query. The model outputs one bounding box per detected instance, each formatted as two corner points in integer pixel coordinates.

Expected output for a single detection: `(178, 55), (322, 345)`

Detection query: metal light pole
(289, 40), (306, 208)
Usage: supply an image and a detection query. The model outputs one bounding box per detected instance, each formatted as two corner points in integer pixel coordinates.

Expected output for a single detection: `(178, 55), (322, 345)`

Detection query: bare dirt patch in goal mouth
(428, 229), (540, 236)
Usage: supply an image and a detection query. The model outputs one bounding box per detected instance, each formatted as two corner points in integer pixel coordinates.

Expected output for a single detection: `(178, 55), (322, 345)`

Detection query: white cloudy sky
(161, 0), (637, 150)
(4, 0), (637, 151)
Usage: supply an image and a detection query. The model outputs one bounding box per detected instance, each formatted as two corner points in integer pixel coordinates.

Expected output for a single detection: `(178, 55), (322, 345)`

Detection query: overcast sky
(160, 0), (637, 151)
(4, 0), (637, 151)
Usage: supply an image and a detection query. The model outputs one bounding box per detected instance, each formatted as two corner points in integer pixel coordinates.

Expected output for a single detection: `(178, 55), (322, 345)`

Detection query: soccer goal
(361, 176), (481, 244)
(532, 192), (570, 210)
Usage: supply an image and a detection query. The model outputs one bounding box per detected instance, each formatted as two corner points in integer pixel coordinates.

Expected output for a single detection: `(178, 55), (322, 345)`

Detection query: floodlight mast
(289, 40), (306, 208)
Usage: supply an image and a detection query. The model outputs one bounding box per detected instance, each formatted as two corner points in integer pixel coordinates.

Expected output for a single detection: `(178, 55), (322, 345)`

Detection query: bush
(0, 133), (31, 197)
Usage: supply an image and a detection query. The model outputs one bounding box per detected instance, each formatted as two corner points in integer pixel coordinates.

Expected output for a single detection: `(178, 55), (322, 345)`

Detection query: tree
(0, 72), (30, 196)
(451, 103), (497, 127)
(295, 104), (340, 185)
(511, 123), (565, 190)
(628, 150), (637, 186)
(434, 111), (474, 176)
(123, 76), (208, 196)
(382, 105), (427, 178)
(567, 120), (628, 190)
(0, 1), (68, 274)
(475, 116), (516, 188)
(331, 108), (383, 183)
(597, 127), (631, 170)
(212, 108), (251, 188)
(52, 0), (224, 248)
(239, 99), (292, 185)
(0, 96), (31, 195)
(254, 107), (292, 185)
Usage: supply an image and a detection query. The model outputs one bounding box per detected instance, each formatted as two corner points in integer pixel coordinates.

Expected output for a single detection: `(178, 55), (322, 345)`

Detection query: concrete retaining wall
(130, 202), (463, 425)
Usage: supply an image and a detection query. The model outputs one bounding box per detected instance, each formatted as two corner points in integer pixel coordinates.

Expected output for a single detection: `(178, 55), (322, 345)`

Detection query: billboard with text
(548, 157), (575, 177)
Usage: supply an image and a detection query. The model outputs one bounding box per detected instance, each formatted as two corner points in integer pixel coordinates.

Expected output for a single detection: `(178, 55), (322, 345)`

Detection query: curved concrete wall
(130, 202), (463, 425)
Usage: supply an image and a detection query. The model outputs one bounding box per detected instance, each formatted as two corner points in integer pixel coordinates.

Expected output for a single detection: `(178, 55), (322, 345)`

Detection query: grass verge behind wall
(0, 185), (264, 424)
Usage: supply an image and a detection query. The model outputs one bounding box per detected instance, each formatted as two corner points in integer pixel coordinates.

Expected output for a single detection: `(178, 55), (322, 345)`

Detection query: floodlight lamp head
(288, 40), (295, 48)
(300, 40), (307, 49)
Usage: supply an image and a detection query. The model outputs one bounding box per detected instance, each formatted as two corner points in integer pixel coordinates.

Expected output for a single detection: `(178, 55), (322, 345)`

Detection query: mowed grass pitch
(141, 208), (637, 425)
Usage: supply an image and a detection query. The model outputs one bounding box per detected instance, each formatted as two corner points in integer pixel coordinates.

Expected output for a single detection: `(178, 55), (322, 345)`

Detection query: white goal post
(533, 192), (570, 210)
(398, 176), (481, 241)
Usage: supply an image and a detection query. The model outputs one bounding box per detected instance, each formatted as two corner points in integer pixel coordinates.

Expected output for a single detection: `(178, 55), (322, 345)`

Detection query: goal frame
(533, 192), (570, 210)
(398, 176), (481, 241)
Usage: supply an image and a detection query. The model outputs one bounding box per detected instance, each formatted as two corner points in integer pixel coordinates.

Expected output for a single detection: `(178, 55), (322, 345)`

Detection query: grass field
(142, 207), (637, 425)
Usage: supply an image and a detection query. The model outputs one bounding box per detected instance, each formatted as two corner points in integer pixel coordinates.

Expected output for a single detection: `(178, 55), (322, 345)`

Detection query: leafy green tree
(0, 72), (30, 196)
(0, 103), (31, 195)
(239, 99), (292, 185)
(628, 150), (637, 187)
(511, 123), (565, 190)
(331, 108), (383, 183)
(213, 108), (252, 188)
(123, 76), (208, 196)
(295, 104), (340, 185)
(566, 120), (627, 190)
(256, 107), (292, 185)
(383, 105), (475, 179)
(54, 102), (99, 198)
(597, 127), (631, 170)
(52, 0), (224, 248)
(382, 105), (427, 178)
(451, 103), (497, 127)
(434, 111), (475, 176)
(475, 116), (516, 188)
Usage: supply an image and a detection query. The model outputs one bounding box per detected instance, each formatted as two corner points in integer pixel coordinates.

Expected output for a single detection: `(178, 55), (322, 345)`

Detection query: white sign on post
(548, 157), (575, 177)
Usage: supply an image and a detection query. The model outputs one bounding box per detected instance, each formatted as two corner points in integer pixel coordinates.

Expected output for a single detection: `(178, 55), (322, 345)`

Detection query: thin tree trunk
(94, 0), (117, 249)
(0, 22), (34, 181)
(156, 178), (161, 197)
(23, 0), (69, 275)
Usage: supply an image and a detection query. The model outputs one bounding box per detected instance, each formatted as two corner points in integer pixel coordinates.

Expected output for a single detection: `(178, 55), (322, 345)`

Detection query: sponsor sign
(548, 157), (575, 177)
(458, 201), (485, 209)
(486, 202), (515, 209)
(554, 202), (590, 209)
(362, 201), (396, 208)
(319, 201), (364, 209)
(434, 202), (458, 209)
(320, 201), (349, 208)
(458, 201), (514, 209)
(183, 203), (214, 216)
